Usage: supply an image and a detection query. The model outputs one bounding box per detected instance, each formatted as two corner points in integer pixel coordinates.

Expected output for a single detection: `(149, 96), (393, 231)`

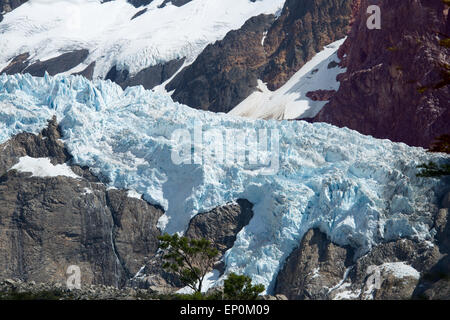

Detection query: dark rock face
(306, 89), (336, 101)
(274, 229), (354, 300)
(106, 58), (185, 90)
(73, 62), (96, 80)
(414, 255), (450, 300)
(106, 189), (163, 280)
(0, 117), (71, 175)
(158, 0), (192, 8)
(0, 169), (164, 287)
(22, 50), (89, 77)
(412, 206), (450, 299)
(0, 53), (30, 75)
(353, 239), (440, 300)
(167, 0), (353, 113)
(131, 8), (147, 20)
(435, 208), (450, 252)
(0, 0), (28, 13)
(167, 14), (276, 112)
(185, 199), (254, 254)
(313, 0), (450, 148)
(274, 227), (447, 300)
(1, 51), (93, 80)
(441, 191), (450, 209)
(2, 51), (90, 77)
(105, 65), (129, 85)
(125, 58), (185, 90)
(127, 0), (153, 8)
(0, 170), (120, 286)
(261, 0), (353, 90)
(0, 119), (164, 288)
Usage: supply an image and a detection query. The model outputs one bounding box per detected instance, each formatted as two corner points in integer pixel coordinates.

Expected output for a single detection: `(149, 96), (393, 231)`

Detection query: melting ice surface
(0, 73), (446, 292)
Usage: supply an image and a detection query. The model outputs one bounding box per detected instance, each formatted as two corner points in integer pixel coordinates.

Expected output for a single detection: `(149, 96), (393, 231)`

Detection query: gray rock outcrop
(1, 50), (90, 77)
(274, 226), (448, 300)
(0, 119), (165, 287)
(0, 0), (28, 13)
(158, 0), (192, 8)
(166, 14), (275, 113)
(106, 58), (185, 90)
(185, 199), (253, 254)
(274, 229), (354, 300)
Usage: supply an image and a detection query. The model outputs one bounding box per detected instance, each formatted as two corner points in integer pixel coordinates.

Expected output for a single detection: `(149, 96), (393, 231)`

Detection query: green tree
(223, 273), (265, 300)
(158, 233), (219, 293)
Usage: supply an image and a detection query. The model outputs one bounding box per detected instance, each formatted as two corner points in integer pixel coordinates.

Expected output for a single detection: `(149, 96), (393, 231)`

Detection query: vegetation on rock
(158, 233), (219, 293)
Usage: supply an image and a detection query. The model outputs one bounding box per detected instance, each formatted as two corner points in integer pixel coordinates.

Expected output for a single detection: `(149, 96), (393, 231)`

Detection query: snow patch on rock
(127, 189), (143, 199)
(379, 262), (421, 279)
(10, 156), (79, 179)
(229, 39), (346, 120)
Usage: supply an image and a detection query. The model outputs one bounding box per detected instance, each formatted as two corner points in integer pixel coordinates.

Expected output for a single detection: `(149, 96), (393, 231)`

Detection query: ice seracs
(0, 72), (446, 293)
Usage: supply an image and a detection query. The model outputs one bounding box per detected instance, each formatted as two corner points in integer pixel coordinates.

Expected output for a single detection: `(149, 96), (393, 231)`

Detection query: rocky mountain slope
(260, 0), (352, 91)
(313, 0), (450, 148)
(1, 0), (448, 148)
(167, 0), (353, 112)
(0, 0), (449, 300)
(228, 39), (346, 120)
(0, 0), (285, 86)
(0, 0), (354, 114)
(274, 225), (450, 300)
(0, 118), (254, 290)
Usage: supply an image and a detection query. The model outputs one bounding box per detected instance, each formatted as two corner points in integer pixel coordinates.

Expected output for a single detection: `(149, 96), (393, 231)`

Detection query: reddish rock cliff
(262, 0), (353, 90)
(313, 0), (450, 148)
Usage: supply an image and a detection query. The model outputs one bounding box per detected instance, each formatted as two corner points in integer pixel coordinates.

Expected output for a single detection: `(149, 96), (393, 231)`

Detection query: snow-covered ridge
(0, 0), (285, 78)
(229, 39), (346, 120)
(0, 73), (446, 292)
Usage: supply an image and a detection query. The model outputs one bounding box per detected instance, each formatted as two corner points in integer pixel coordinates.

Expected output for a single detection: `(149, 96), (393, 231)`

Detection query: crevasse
(0, 73), (446, 292)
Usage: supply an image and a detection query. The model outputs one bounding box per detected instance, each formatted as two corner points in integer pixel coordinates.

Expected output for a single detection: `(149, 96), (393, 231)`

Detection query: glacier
(0, 73), (447, 292)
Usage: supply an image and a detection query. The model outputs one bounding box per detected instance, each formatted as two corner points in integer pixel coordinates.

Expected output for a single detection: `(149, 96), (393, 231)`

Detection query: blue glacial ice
(0, 73), (447, 292)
